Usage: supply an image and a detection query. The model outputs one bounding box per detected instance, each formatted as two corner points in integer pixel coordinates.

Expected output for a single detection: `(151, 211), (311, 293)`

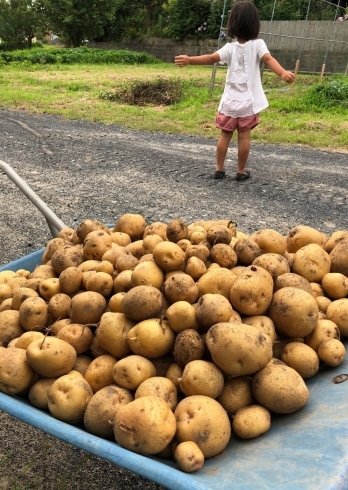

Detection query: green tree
(38, 0), (118, 47)
(0, 0), (41, 49)
(164, 0), (211, 41)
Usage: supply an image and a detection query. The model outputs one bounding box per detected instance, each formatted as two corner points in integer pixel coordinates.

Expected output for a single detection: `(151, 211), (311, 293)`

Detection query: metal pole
(293, 0), (312, 82)
(320, 0), (341, 81)
(209, 0), (228, 95)
(0, 160), (66, 237)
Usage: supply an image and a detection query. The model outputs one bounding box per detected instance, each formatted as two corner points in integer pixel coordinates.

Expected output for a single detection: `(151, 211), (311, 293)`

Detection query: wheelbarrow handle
(0, 160), (67, 238)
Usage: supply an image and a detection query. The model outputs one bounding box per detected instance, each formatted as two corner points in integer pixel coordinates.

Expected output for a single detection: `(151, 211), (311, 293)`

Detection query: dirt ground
(0, 108), (348, 490)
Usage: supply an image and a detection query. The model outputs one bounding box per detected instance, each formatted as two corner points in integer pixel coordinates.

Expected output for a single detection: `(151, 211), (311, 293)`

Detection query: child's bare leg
(237, 129), (251, 174)
(216, 130), (233, 171)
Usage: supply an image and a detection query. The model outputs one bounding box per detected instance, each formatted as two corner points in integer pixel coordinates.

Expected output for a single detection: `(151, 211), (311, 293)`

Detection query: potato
(206, 322), (273, 376)
(305, 319), (340, 353)
(47, 293), (71, 321)
(83, 354), (117, 393)
(72, 354), (93, 376)
(197, 267), (236, 299)
(127, 318), (176, 358)
(58, 267), (83, 296)
(217, 376), (255, 416)
(252, 253), (290, 281)
(113, 269), (133, 293)
(6, 275), (28, 291)
(85, 271), (113, 297)
(19, 296), (48, 332)
(108, 292), (126, 313)
(232, 405), (271, 439)
(242, 315), (277, 342)
(286, 225), (328, 253)
(83, 230), (112, 261)
(195, 294), (233, 332)
(252, 363), (309, 414)
(233, 238), (262, 265)
(184, 256), (207, 281)
(174, 441), (204, 473)
(325, 299), (348, 336)
(47, 372), (93, 424)
(49, 318), (72, 336)
(0, 298), (14, 312)
(29, 267), (56, 284)
(84, 384), (133, 438)
(268, 287), (319, 338)
(113, 213), (146, 240)
(210, 243), (238, 268)
(166, 301), (199, 333)
(112, 355), (156, 390)
(26, 337), (77, 377)
(329, 237), (348, 276)
(28, 377), (58, 410)
(280, 342), (320, 378)
(152, 241), (185, 271)
(51, 245), (85, 275)
(250, 228), (287, 255)
(0, 270), (17, 284)
(121, 285), (163, 322)
(56, 323), (93, 355)
(58, 227), (75, 242)
(185, 244), (210, 263)
(292, 244), (331, 283)
(164, 273), (199, 305)
(206, 223), (236, 245)
(110, 232), (132, 247)
(229, 265), (273, 316)
(310, 282), (325, 298)
(135, 376), (178, 410)
(0, 283), (13, 305)
(15, 331), (45, 350)
(316, 295), (332, 313)
(96, 312), (134, 358)
(114, 395), (176, 455)
(115, 255), (139, 272)
(131, 261), (164, 289)
(274, 272), (313, 295)
(42, 237), (72, 264)
(143, 221), (167, 240)
(74, 219), (110, 244)
(69, 291), (106, 325)
(317, 338), (346, 367)
(321, 272), (348, 300)
(166, 218), (188, 243)
(173, 329), (206, 367)
(0, 347), (36, 395)
(0, 310), (25, 347)
(179, 360), (224, 398)
(11, 287), (38, 310)
(273, 337), (304, 359)
(174, 395), (231, 458)
(324, 230), (348, 253)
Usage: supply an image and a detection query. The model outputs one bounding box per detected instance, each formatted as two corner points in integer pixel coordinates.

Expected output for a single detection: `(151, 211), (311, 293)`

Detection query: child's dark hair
(226, 1), (260, 40)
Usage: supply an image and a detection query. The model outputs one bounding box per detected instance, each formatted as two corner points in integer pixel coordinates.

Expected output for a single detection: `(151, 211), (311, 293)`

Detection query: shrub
(306, 78), (348, 109)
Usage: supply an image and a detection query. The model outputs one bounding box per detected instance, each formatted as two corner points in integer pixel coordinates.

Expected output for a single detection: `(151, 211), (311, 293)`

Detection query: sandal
(214, 170), (226, 179)
(235, 170), (251, 181)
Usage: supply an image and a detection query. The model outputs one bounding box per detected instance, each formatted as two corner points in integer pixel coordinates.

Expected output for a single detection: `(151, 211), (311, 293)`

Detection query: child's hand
(281, 70), (296, 83)
(175, 55), (190, 67)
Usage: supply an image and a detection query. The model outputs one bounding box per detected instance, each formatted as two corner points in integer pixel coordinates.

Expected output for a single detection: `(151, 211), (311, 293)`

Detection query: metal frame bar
(0, 160), (67, 237)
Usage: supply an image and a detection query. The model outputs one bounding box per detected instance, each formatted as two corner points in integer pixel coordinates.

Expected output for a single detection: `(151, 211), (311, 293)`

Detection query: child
(175, 0), (295, 181)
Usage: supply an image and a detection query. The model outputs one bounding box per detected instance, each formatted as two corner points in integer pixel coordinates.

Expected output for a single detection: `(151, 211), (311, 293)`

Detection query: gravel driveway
(0, 108), (347, 490)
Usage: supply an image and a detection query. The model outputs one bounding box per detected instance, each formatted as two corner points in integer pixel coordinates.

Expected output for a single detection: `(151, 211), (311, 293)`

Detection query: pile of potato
(1, 215), (348, 473)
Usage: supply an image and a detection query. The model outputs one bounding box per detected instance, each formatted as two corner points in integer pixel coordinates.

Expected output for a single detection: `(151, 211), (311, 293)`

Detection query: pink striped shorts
(215, 112), (260, 132)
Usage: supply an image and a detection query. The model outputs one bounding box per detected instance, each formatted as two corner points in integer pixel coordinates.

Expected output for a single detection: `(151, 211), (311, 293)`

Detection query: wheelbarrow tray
(1, 250), (348, 490)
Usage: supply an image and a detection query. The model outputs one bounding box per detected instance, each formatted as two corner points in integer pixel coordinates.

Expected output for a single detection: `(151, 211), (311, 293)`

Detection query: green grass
(0, 59), (347, 152)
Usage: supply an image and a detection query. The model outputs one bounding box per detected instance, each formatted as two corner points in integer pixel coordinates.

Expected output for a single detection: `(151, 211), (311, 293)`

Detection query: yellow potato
(179, 360), (224, 398)
(127, 318), (176, 358)
(84, 384), (133, 438)
(114, 395), (176, 455)
(131, 261), (164, 289)
(165, 301), (199, 333)
(96, 312), (134, 358)
(217, 376), (255, 416)
(69, 291), (106, 325)
(173, 329), (206, 367)
(252, 253), (290, 281)
(250, 228), (287, 255)
(28, 377), (58, 410)
(11, 287), (38, 310)
(84, 354), (117, 393)
(112, 355), (156, 390)
(164, 273), (199, 304)
(292, 244), (331, 283)
(153, 241), (185, 271)
(326, 299), (348, 336)
(74, 219), (110, 244)
(121, 285), (163, 322)
(197, 267), (237, 299)
(56, 323), (93, 355)
(50, 245), (84, 275)
(286, 225), (328, 253)
(135, 376), (178, 411)
(174, 441), (204, 473)
(280, 342), (319, 378)
(195, 293), (233, 332)
(47, 293), (71, 321)
(233, 238), (262, 265)
(317, 338), (346, 367)
(233, 405), (271, 439)
(166, 218), (188, 243)
(85, 271), (114, 297)
(110, 231), (132, 247)
(15, 331), (45, 350)
(0, 347), (36, 395)
(321, 273), (348, 300)
(83, 230), (112, 261)
(113, 269), (133, 293)
(113, 213), (146, 240)
(0, 310), (25, 347)
(174, 395), (231, 458)
(19, 296), (48, 332)
(26, 337), (77, 377)
(242, 315), (277, 342)
(304, 318), (340, 352)
(47, 373), (93, 424)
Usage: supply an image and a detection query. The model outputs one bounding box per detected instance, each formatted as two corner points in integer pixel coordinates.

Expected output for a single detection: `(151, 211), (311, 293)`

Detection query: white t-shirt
(217, 39), (270, 117)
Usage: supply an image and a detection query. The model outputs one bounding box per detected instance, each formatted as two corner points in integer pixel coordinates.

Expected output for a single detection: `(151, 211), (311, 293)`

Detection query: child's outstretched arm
(175, 52), (220, 67)
(261, 53), (295, 83)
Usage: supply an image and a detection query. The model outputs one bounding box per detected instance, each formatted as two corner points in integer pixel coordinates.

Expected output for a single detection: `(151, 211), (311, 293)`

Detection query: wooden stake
(345, 61), (348, 76)
(293, 59), (300, 85)
(319, 63), (326, 82)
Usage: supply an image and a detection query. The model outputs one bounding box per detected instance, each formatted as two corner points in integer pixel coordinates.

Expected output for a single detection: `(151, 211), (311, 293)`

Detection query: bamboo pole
(293, 59), (300, 84)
